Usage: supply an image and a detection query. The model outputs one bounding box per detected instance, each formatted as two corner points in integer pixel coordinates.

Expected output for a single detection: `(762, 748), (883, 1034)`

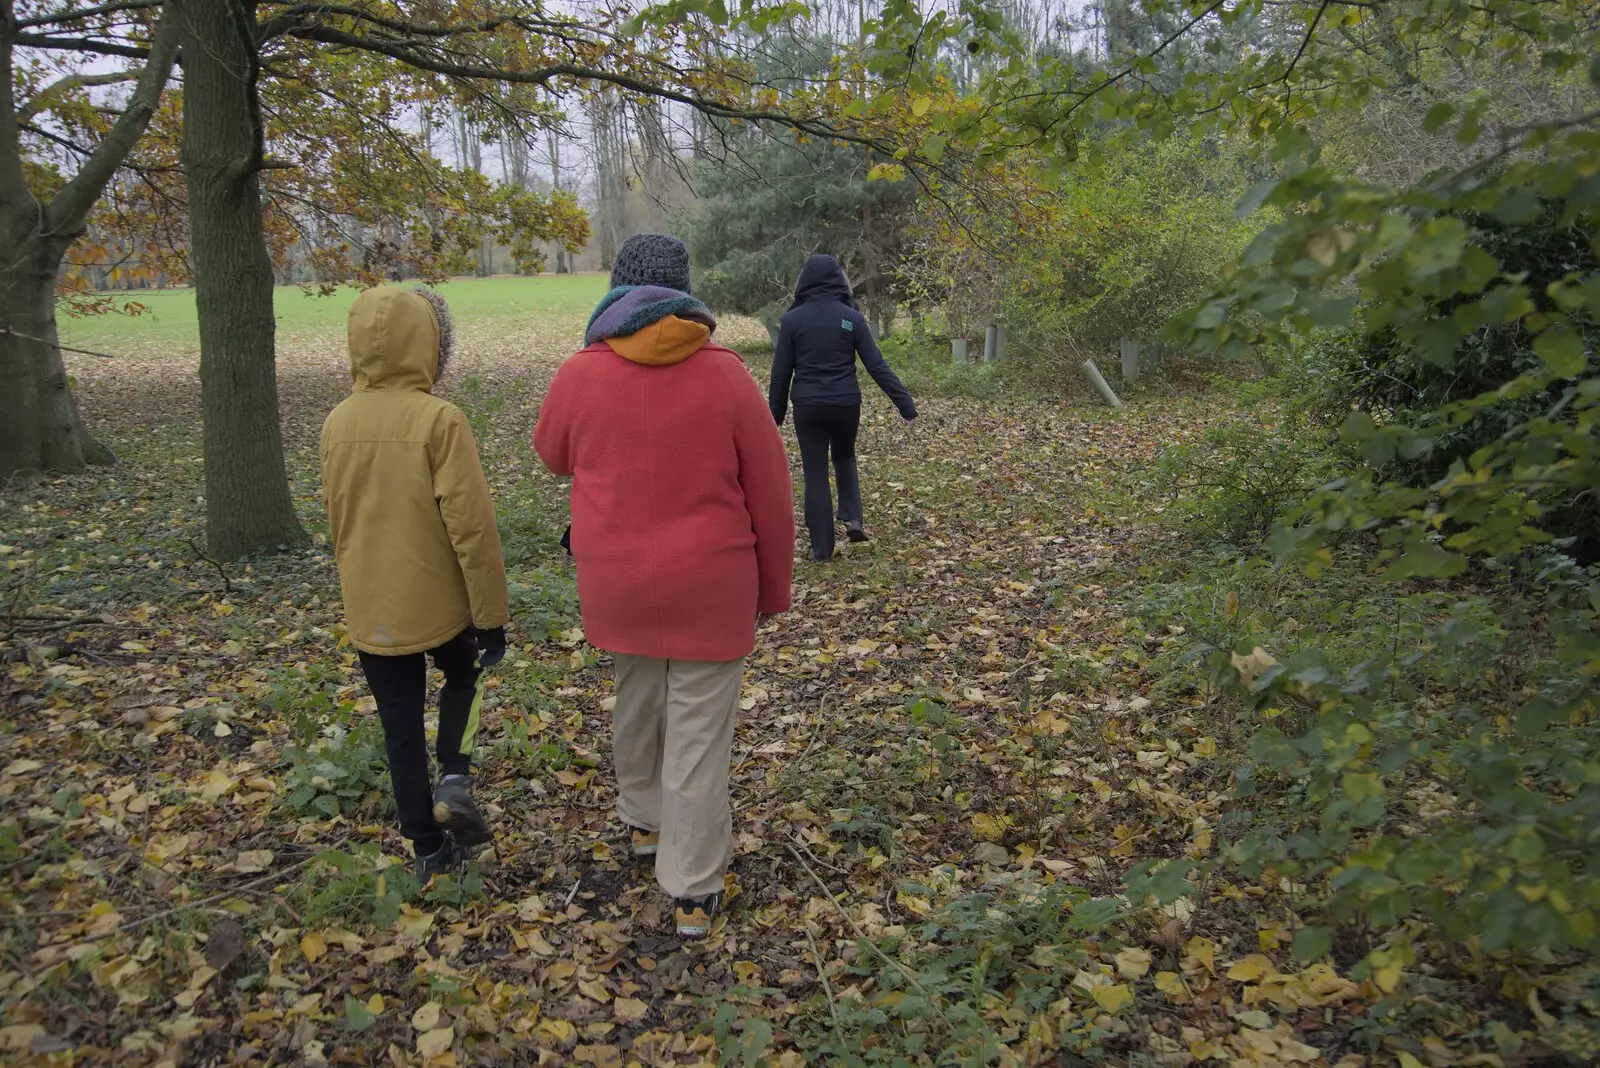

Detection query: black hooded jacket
(768, 254), (917, 424)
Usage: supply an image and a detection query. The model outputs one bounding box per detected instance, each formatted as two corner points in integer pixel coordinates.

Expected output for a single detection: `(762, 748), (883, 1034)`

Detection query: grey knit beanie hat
(610, 233), (691, 293)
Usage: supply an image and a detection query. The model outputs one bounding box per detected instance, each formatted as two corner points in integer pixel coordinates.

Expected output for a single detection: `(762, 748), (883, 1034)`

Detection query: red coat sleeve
(725, 360), (795, 615)
(533, 360), (575, 477)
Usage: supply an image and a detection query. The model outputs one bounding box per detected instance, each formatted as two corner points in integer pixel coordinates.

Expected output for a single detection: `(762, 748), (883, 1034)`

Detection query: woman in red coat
(534, 234), (794, 937)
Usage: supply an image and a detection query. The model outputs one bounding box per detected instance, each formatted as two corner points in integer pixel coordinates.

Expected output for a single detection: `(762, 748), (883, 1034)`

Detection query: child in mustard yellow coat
(321, 286), (509, 877)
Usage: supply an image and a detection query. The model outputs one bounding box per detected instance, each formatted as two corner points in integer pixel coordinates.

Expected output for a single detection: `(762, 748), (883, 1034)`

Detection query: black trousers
(358, 629), (484, 855)
(793, 404), (862, 560)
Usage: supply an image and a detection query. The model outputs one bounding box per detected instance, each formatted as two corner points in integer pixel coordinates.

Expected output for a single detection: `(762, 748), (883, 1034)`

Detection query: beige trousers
(611, 654), (742, 900)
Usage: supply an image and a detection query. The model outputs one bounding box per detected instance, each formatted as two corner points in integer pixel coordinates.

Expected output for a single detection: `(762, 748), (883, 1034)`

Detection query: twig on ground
(46, 840), (346, 945)
(563, 878), (582, 907)
(785, 841), (954, 1029)
(790, 834), (847, 875)
(802, 921), (844, 1045)
(184, 538), (233, 597)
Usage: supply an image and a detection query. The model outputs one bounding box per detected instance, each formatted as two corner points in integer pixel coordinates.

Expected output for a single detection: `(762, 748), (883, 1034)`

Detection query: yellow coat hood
(347, 286), (444, 392)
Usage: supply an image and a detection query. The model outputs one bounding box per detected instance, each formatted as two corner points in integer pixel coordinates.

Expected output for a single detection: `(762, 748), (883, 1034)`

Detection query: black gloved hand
(560, 525), (572, 556)
(474, 626), (507, 667)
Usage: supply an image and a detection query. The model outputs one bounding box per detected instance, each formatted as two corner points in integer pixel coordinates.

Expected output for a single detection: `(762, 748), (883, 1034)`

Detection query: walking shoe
(415, 831), (464, 881)
(432, 776), (492, 851)
(844, 521), (871, 543)
(628, 825), (660, 858)
(674, 892), (724, 938)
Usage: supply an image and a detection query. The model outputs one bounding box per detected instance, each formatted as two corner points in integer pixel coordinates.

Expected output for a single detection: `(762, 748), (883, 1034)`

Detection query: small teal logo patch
(841, 319), (854, 332)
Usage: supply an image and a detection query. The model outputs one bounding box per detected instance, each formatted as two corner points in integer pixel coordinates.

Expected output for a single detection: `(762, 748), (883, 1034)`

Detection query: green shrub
(281, 719), (391, 819)
(879, 332), (1011, 401)
(261, 662), (356, 745)
(1142, 383), (1346, 546)
(1221, 553), (1600, 957)
(292, 845), (419, 927)
(1293, 199), (1600, 556)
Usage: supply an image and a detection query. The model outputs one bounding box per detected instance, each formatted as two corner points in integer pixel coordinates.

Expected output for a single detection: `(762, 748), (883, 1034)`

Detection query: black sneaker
(674, 892), (724, 938)
(432, 777), (492, 851)
(415, 832), (464, 880)
(844, 522), (871, 543)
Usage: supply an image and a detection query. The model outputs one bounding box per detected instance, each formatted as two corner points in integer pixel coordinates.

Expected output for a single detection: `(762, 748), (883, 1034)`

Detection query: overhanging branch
(12, 31), (151, 59)
(16, 70), (138, 123)
(16, 0), (162, 30)
(281, 23), (887, 154)
(45, 7), (179, 241)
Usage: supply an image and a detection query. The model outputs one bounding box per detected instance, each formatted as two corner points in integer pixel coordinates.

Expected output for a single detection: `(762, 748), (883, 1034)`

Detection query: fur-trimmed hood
(347, 285), (454, 392)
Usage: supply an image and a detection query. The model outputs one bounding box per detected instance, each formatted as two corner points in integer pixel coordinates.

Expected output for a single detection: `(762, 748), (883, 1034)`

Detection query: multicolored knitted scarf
(584, 285), (718, 347)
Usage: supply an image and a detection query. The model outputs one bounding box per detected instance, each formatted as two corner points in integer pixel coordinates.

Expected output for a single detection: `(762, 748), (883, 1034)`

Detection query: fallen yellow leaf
(536, 1018), (577, 1046)
(1226, 954), (1274, 983)
(199, 768), (236, 803)
(574, 1044), (623, 1068)
(1183, 936), (1216, 974)
(396, 904), (435, 940)
(234, 849), (274, 874)
(612, 996), (647, 1023)
(1153, 971), (1188, 998)
(1231, 646), (1278, 688)
(971, 812), (1013, 841)
(1114, 947), (1152, 980)
(416, 1025), (454, 1058)
(1, 1024), (45, 1051)
(299, 932), (327, 964)
(412, 1001), (442, 1032)
(1092, 983), (1134, 1014)
(85, 900), (124, 936)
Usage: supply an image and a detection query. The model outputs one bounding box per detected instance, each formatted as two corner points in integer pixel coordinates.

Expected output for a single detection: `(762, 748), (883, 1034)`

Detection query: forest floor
(4, 279), (1377, 1067)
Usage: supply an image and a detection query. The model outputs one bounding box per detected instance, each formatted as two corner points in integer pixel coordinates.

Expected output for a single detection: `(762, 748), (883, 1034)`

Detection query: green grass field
(59, 273), (612, 352)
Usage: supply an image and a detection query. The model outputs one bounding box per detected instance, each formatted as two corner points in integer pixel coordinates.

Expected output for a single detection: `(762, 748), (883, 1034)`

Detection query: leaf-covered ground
(5, 283), (1378, 1066)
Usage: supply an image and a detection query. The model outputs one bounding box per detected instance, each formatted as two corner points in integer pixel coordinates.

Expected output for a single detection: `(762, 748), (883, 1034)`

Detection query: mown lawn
(59, 274), (613, 355)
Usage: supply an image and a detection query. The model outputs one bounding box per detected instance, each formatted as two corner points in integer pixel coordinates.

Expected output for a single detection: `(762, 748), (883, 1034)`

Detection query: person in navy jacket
(769, 254), (917, 561)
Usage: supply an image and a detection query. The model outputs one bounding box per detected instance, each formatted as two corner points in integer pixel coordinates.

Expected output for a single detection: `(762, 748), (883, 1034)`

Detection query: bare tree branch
(44, 7), (178, 243)
(16, 0), (162, 30)
(12, 30), (150, 58)
(283, 22), (885, 153)
(15, 69), (137, 123)
(256, 2), (597, 45)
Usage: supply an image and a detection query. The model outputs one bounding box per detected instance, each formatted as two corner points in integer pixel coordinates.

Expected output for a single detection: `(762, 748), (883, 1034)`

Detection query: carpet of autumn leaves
(3, 292), (1382, 1067)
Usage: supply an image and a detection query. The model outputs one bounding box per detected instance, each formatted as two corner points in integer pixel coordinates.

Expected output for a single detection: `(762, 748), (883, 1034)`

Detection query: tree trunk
(0, 242), (95, 481)
(549, 129), (570, 274)
(1, 6), (177, 483)
(176, 0), (307, 558)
